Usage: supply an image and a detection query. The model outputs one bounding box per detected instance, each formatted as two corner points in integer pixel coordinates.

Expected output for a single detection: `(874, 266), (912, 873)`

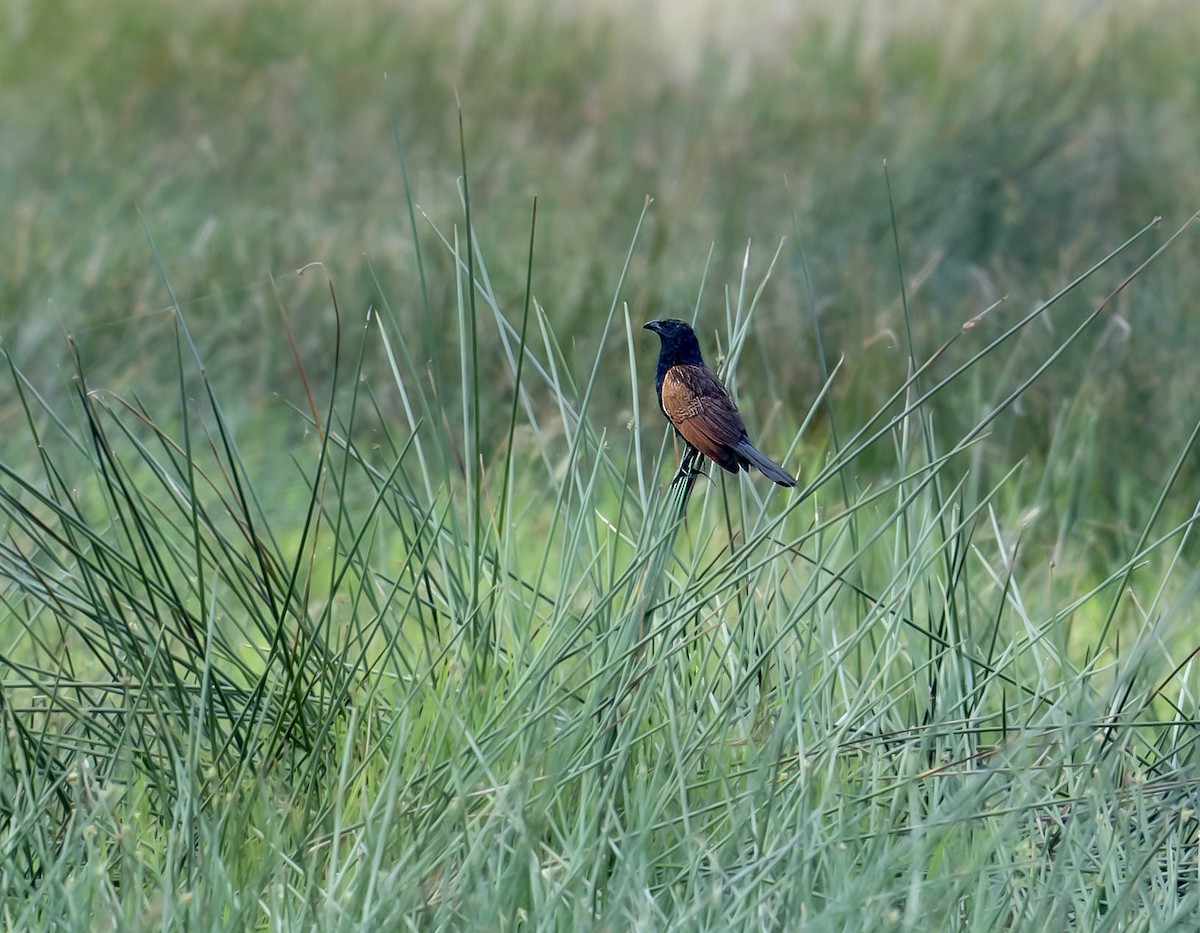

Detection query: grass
(3, 0), (1200, 929)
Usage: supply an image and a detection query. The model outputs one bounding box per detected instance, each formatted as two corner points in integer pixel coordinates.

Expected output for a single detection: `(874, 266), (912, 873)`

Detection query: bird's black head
(644, 318), (704, 367)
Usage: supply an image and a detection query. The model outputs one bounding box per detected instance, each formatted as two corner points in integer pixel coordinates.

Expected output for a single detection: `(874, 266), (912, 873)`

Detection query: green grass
(3, 1), (1200, 929)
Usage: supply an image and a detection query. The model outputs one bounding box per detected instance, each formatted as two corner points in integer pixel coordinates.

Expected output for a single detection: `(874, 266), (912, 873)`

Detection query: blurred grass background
(5, 0), (1199, 502)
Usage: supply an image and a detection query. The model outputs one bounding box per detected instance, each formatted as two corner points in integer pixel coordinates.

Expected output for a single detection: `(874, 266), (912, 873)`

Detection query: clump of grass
(2, 118), (1198, 927)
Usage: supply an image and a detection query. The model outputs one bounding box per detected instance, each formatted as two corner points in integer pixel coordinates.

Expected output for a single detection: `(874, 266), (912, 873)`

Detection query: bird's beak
(643, 320), (661, 333)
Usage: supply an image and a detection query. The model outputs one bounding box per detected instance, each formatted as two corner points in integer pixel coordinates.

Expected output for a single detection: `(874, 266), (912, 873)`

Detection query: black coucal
(644, 319), (796, 487)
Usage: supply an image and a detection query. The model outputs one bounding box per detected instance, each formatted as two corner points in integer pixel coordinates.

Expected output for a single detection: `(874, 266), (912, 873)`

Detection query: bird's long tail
(735, 439), (797, 487)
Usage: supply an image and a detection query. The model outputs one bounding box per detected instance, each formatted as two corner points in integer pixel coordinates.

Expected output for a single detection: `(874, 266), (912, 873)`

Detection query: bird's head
(643, 318), (705, 365)
(643, 318), (693, 340)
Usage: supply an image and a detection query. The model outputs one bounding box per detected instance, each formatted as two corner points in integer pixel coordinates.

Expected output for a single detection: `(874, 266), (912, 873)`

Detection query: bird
(644, 318), (797, 487)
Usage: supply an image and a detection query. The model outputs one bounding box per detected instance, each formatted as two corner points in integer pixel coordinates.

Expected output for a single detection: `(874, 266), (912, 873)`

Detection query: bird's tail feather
(735, 440), (797, 487)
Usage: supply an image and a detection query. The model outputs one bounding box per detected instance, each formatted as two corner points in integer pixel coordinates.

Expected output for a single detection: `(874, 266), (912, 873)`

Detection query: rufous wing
(660, 364), (747, 472)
